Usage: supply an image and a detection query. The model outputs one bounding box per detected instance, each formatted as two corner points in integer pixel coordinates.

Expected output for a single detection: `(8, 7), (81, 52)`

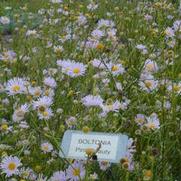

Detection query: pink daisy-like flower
(0, 156), (22, 177)
(50, 171), (66, 181)
(66, 160), (85, 181)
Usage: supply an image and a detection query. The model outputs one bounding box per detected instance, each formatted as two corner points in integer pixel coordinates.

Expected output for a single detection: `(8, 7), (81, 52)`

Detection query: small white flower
(108, 63), (125, 76)
(143, 59), (158, 73)
(0, 122), (13, 134)
(91, 59), (106, 69)
(90, 172), (98, 180)
(164, 101), (171, 110)
(0, 144), (12, 151)
(86, 39), (100, 49)
(102, 78), (110, 84)
(165, 27), (175, 37)
(32, 96), (53, 111)
(87, 2), (98, 10)
(19, 121), (29, 129)
(26, 30), (37, 37)
(65, 116), (77, 128)
(41, 142), (53, 153)
(19, 167), (32, 179)
(44, 77), (57, 88)
(77, 14), (87, 25)
(81, 95), (103, 107)
(136, 44), (147, 50)
(167, 82), (181, 94)
(36, 174), (48, 181)
(145, 113), (160, 129)
(107, 28), (117, 40)
(0, 83), (4, 93)
(29, 86), (42, 97)
(135, 114), (145, 126)
(12, 104), (29, 122)
(43, 88), (55, 97)
(0, 16), (10, 25)
(173, 20), (181, 31)
(97, 19), (115, 28)
(53, 45), (64, 54)
(167, 15), (173, 20)
(38, 108), (53, 120)
(6, 77), (27, 95)
(91, 29), (104, 40)
(136, 44), (148, 54)
(0, 156), (22, 177)
(144, 14), (153, 21)
(119, 98), (130, 110)
(0, 50), (16, 63)
(48, 68), (58, 76)
(57, 59), (71, 67)
(49, 171), (66, 181)
(99, 161), (111, 171)
(101, 100), (122, 114)
(115, 82), (122, 91)
(166, 39), (176, 48)
(50, 0), (62, 3)
(57, 59), (87, 77)
(139, 74), (158, 92)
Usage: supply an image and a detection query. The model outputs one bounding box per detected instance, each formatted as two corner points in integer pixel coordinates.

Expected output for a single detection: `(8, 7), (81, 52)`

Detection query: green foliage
(0, 0), (180, 180)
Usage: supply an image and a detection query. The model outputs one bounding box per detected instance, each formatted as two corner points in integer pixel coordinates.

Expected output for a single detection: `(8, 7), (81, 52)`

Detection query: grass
(0, 0), (180, 180)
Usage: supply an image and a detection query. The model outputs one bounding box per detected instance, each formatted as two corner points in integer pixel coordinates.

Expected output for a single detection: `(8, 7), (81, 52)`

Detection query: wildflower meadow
(0, 0), (181, 180)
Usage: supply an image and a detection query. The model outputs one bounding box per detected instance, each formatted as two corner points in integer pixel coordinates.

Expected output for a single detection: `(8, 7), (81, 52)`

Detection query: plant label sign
(59, 130), (129, 163)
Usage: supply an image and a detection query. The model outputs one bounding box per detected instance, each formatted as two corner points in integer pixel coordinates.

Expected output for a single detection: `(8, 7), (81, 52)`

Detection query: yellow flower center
(122, 161), (129, 169)
(64, 6), (68, 11)
(146, 64), (154, 71)
(4, 53), (9, 59)
(67, 90), (74, 97)
(1, 124), (8, 130)
(173, 85), (180, 92)
(144, 170), (153, 177)
(27, 95), (32, 101)
(16, 110), (25, 117)
(38, 106), (46, 112)
(3, 59), (8, 63)
(96, 43), (104, 50)
(121, 157), (129, 163)
(136, 118), (144, 124)
(120, 157), (129, 169)
(34, 91), (41, 97)
(147, 123), (156, 129)
(73, 168), (80, 176)
(85, 148), (95, 156)
(31, 80), (36, 85)
(145, 81), (152, 88)
(43, 111), (48, 117)
(73, 68), (80, 74)
(8, 162), (16, 171)
(45, 90), (50, 96)
(22, 171), (29, 177)
(35, 165), (42, 172)
(111, 65), (119, 72)
(43, 145), (49, 151)
(107, 104), (113, 110)
(82, 126), (90, 133)
(12, 85), (20, 92)
(55, 48), (62, 54)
